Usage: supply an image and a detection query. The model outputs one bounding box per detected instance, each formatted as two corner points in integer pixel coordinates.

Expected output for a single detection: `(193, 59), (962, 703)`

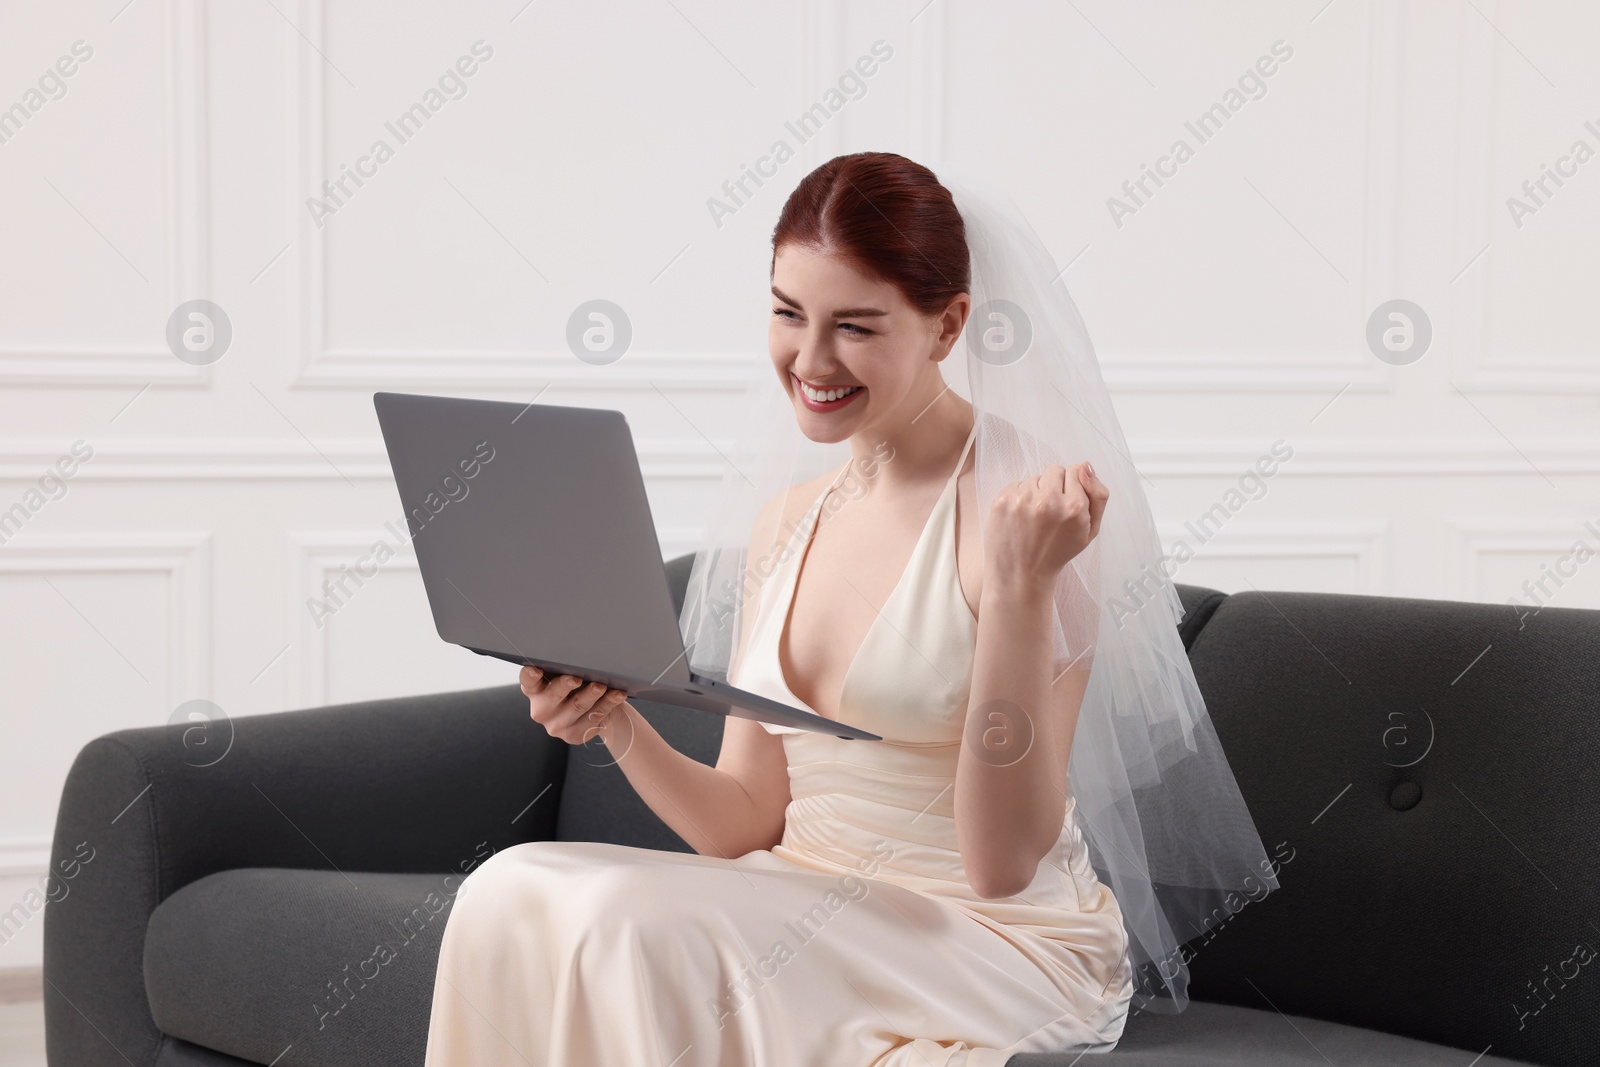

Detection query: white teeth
(798, 380), (861, 403)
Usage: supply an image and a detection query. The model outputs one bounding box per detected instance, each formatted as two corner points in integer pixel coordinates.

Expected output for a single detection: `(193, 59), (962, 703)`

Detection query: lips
(793, 373), (864, 412)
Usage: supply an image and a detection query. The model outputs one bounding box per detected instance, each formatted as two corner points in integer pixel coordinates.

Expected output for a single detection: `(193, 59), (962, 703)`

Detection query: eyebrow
(771, 286), (889, 318)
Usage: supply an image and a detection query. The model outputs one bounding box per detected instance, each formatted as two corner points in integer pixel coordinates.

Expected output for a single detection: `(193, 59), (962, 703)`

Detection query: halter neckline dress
(747, 424), (983, 739)
(424, 423), (1135, 1067)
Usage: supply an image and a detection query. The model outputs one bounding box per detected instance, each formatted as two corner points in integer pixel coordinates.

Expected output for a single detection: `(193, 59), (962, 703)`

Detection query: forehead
(771, 244), (899, 301)
(774, 244), (915, 316)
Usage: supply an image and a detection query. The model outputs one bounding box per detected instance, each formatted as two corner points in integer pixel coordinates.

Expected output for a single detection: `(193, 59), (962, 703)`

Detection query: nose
(790, 360), (845, 390)
(793, 323), (844, 368)
(788, 343), (834, 382)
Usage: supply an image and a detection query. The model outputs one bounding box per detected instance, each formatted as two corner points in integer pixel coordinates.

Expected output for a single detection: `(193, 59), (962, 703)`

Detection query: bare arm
(955, 461), (1109, 899)
(524, 492), (793, 859)
(593, 699), (789, 858)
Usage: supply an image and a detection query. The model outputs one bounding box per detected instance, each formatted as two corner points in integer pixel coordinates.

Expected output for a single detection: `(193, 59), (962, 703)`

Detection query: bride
(424, 151), (1275, 1067)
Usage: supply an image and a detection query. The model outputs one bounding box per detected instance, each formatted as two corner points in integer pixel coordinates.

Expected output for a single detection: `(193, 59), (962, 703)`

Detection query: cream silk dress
(424, 425), (1135, 1067)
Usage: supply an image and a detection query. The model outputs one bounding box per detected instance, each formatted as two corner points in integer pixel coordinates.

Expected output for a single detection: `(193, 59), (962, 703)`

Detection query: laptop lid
(373, 391), (693, 688)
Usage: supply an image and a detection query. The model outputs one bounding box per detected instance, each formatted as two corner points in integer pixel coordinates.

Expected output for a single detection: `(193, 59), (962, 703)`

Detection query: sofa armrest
(43, 682), (566, 1067)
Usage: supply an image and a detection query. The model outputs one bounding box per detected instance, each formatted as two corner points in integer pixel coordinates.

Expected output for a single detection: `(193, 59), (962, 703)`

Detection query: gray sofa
(44, 553), (1597, 1066)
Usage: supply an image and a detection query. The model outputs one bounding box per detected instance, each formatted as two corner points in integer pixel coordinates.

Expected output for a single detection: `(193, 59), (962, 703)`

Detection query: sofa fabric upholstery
(1173, 590), (1598, 1065)
(145, 870), (450, 1067)
(44, 551), (1588, 1066)
(44, 686), (566, 1067)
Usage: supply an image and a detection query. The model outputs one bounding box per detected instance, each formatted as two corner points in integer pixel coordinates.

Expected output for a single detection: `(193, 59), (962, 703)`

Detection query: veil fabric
(676, 164), (1280, 1015)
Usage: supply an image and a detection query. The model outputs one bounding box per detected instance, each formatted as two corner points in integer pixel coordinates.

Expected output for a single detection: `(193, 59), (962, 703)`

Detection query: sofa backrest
(1180, 589), (1598, 1067)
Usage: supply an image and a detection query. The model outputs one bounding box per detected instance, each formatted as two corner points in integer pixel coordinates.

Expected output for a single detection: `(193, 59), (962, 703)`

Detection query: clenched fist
(521, 665), (630, 745)
(983, 462), (1109, 591)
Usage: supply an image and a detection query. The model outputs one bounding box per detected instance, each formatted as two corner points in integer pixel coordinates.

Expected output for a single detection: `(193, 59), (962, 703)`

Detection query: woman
(424, 152), (1274, 1066)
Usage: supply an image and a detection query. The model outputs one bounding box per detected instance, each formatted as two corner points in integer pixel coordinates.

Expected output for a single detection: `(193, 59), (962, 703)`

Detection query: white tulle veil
(677, 157), (1279, 1015)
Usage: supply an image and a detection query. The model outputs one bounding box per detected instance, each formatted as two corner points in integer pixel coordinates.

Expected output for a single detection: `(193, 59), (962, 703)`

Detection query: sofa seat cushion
(144, 868), (456, 1067)
(1009, 999), (1539, 1065)
(143, 869), (1546, 1067)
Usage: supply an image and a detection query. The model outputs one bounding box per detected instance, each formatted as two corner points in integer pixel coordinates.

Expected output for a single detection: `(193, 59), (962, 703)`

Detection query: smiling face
(769, 243), (969, 444)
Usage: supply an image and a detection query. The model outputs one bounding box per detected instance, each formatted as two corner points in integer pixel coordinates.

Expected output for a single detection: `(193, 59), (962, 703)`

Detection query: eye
(839, 322), (872, 336)
(772, 307), (799, 321)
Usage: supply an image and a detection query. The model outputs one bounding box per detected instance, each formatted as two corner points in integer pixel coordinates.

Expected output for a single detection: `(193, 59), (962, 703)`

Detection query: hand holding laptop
(521, 665), (629, 745)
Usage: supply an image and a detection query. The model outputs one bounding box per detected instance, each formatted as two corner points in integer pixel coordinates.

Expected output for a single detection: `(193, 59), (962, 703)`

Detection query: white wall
(1, 0), (1596, 974)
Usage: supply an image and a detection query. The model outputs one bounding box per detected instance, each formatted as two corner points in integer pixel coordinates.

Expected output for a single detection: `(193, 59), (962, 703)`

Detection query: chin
(792, 406), (859, 445)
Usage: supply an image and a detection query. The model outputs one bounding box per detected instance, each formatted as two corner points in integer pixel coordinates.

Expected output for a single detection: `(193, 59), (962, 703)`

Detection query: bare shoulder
(747, 470), (833, 560)
(729, 471), (832, 671)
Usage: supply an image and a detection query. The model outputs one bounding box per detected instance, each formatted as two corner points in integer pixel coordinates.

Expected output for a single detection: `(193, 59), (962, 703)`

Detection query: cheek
(768, 321), (794, 358)
(852, 340), (911, 392)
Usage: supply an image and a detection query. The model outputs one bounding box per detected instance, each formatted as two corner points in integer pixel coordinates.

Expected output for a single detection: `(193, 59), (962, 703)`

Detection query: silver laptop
(373, 391), (880, 741)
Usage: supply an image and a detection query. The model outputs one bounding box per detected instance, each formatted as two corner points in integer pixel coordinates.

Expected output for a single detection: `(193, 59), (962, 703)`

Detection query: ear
(930, 292), (972, 363)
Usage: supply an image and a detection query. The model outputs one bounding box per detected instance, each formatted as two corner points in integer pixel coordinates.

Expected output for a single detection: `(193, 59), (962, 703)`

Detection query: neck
(846, 383), (974, 490)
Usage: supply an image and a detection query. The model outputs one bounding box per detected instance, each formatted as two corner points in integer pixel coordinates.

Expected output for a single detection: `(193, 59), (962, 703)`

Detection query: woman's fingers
(525, 672), (581, 720)
(551, 684), (626, 741)
(525, 670), (629, 743)
(570, 680), (606, 714)
(525, 669), (583, 700)
(1077, 461), (1111, 538)
(519, 664), (546, 694)
(570, 687), (629, 739)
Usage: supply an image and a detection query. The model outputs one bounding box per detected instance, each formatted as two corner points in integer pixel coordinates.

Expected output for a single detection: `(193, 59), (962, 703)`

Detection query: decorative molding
(1093, 0), (1397, 394)
(287, 532), (418, 706)
(285, 0), (773, 390)
(0, 345), (206, 387)
(905, 0), (945, 164)
(282, 0), (1400, 394)
(286, 0), (325, 391)
(1094, 354), (1390, 392)
(0, 0), (210, 387)
(0, 438), (728, 480)
(1124, 437), (1600, 477)
(1362, 0), (1405, 322)
(0, 841), (52, 879)
(294, 352), (766, 390)
(1451, 356), (1600, 392)
(0, 532), (212, 699)
(797, 0), (847, 171)
(1445, 516), (1600, 606)
(1156, 519), (1391, 595)
(1102, 0), (1394, 395)
(934, 0), (1393, 394)
(0, 439), (399, 481)
(168, 0), (208, 306)
(4, 436), (1597, 481)
(1449, 0), (1599, 392)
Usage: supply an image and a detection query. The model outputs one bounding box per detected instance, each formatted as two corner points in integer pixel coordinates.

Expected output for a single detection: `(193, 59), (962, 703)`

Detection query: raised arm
(955, 461), (1110, 899)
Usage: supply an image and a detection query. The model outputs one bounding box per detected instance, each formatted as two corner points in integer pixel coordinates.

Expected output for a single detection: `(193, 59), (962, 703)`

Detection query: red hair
(771, 151), (970, 318)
